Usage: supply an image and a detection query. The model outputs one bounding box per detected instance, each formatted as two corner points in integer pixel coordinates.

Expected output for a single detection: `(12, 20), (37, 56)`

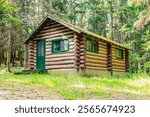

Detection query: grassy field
(0, 68), (150, 100)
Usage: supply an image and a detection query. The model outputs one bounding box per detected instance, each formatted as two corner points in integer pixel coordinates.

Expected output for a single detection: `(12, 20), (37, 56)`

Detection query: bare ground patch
(0, 81), (64, 100)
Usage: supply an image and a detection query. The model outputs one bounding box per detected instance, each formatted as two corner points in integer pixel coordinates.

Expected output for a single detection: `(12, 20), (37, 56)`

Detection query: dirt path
(0, 82), (63, 100)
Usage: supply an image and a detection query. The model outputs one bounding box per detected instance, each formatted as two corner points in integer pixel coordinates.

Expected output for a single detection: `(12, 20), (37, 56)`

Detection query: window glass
(93, 40), (98, 53)
(116, 48), (124, 59)
(52, 39), (69, 53)
(86, 38), (99, 53)
(38, 41), (44, 56)
(54, 41), (60, 52)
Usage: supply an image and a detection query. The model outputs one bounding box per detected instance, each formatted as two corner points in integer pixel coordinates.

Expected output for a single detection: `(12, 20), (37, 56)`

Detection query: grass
(0, 68), (150, 100)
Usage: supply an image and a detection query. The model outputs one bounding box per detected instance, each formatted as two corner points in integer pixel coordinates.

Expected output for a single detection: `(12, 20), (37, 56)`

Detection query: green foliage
(0, 0), (21, 27)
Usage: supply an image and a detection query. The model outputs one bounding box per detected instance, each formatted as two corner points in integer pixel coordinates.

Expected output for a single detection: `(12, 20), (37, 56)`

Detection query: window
(116, 48), (124, 59)
(52, 38), (69, 53)
(86, 38), (99, 53)
(37, 40), (44, 57)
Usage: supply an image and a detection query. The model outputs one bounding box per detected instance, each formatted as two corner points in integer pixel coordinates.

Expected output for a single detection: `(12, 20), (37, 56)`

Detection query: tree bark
(7, 27), (12, 72)
(19, 51), (23, 67)
(109, 1), (114, 40)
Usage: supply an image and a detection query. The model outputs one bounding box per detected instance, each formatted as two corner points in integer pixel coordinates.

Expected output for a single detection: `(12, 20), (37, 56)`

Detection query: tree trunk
(19, 51), (23, 67)
(70, 0), (76, 24)
(109, 1), (114, 40)
(7, 27), (12, 72)
(12, 50), (15, 67)
(0, 54), (2, 67)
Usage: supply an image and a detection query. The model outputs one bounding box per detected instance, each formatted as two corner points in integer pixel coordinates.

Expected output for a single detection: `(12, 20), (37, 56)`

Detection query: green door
(36, 39), (46, 70)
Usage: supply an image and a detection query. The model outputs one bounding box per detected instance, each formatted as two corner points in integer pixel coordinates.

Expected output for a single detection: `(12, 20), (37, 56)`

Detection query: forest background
(0, 0), (150, 73)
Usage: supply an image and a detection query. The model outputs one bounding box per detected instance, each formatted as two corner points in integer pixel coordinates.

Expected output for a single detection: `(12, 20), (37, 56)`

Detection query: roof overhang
(24, 15), (129, 50)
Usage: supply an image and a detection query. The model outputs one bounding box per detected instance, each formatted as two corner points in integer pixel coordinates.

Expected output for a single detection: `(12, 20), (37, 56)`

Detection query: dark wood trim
(125, 49), (129, 72)
(107, 43), (112, 72)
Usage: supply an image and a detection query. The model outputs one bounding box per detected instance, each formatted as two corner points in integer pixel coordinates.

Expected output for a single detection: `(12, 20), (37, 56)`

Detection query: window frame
(116, 48), (124, 60)
(86, 38), (99, 53)
(51, 38), (69, 54)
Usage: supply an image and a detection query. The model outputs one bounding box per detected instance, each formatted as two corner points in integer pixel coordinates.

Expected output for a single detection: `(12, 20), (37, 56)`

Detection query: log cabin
(24, 15), (129, 76)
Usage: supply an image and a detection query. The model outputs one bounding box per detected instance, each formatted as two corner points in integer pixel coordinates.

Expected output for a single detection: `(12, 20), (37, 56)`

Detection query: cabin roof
(24, 15), (128, 49)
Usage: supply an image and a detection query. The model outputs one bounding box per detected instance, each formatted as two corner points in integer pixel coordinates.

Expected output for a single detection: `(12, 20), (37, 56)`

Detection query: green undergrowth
(0, 69), (150, 99)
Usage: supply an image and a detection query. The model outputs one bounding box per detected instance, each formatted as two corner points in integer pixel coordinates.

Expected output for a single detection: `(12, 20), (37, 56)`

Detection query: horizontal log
(112, 59), (125, 63)
(29, 53), (35, 56)
(40, 28), (72, 36)
(79, 64), (85, 69)
(79, 45), (86, 48)
(43, 25), (66, 32)
(50, 23), (63, 27)
(80, 56), (85, 60)
(99, 44), (107, 49)
(29, 47), (35, 50)
(29, 55), (35, 58)
(49, 21), (58, 25)
(46, 60), (74, 66)
(99, 48), (107, 53)
(99, 42), (107, 46)
(43, 28), (72, 36)
(112, 63), (125, 67)
(74, 35), (80, 39)
(80, 60), (85, 64)
(99, 51), (107, 55)
(46, 56), (74, 62)
(36, 33), (74, 40)
(29, 49), (35, 52)
(112, 69), (126, 72)
(30, 63), (35, 66)
(79, 53), (85, 56)
(112, 62), (125, 67)
(29, 58), (35, 61)
(113, 66), (125, 70)
(46, 64), (74, 69)
(86, 55), (107, 61)
(43, 34), (74, 40)
(79, 41), (85, 45)
(46, 52), (74, 59)
(50, 30), (74, 37)
(86, 52), (107, 58)
(86, 59), (107, 64)
(37, 30), (74, 37)
(86, 66), (108, 70)
(29, 43), (35, 46)
(86, 63), (107, 68)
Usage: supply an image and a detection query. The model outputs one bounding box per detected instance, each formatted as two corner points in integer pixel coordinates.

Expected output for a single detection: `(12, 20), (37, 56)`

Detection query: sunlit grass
(0, 68), (150, 99)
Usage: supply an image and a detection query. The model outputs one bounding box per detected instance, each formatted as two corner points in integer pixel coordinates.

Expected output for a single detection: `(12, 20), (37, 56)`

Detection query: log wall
(86, 37), (108, 71)
(35, 20), (75, 70)
(28, 40), (36, 70)
(125, 49), (129, 72)
(112, 45), (126, 72)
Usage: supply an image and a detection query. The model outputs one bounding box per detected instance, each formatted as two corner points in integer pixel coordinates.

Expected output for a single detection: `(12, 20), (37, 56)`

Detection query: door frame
(36, 39), (46, 70)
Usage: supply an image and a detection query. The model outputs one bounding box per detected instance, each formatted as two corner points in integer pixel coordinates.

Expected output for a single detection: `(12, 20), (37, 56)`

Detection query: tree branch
(0, 0), (6, 5)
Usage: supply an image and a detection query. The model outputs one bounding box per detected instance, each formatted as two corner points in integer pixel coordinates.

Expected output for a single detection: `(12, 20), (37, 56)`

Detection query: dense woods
(0, 0), (150, 73)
